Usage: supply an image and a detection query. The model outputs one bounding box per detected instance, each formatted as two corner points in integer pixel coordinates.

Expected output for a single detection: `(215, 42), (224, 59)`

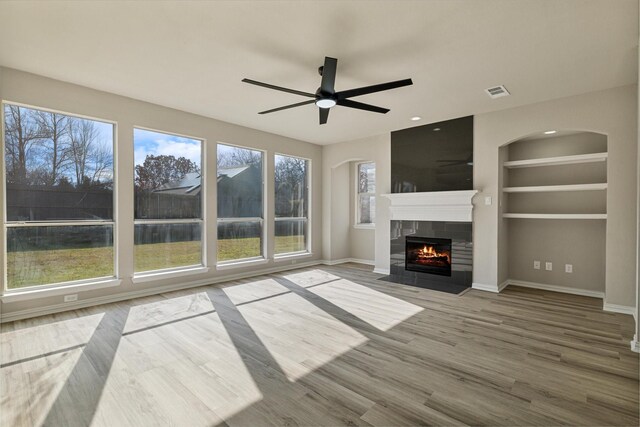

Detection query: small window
(275, 154), (309, 255)
(133, 128), (203, 273)
(217, 143), (264, 263)
(356, 162), (375, 225)
(3, 103), (115, 290)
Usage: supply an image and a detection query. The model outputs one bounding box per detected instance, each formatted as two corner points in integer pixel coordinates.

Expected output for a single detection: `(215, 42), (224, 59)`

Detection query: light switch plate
(484, 196), (492, 206)
(533, 260), (540, 270)
(565, 264), (573, 273)
(545, 262), (553, 271)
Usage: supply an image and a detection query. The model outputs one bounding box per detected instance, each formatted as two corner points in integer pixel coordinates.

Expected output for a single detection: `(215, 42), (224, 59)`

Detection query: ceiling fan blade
(319, 108), (330, 125)
(242, 78), (315, 98)
(336, 78), (413, 100)
(320, 57), (338, 94)
(258, 100), (316, 114)
(337, 99), (389, 114)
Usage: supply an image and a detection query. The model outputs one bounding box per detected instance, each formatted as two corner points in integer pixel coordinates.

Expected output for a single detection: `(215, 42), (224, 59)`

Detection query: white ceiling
(0, 1), (637, 145)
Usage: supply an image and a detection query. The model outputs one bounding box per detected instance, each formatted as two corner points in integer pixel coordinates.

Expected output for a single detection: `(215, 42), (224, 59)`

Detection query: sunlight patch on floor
(123, 292), (213, 334)
(282, 269), (340, 288)
(309, 279), (424, 331)
(234, 291), (367, 381)
(0, 312), (104, 365)
(94, 311), (262, 426)
(1, 347), (84, 427)
(222, 278), (290, 306)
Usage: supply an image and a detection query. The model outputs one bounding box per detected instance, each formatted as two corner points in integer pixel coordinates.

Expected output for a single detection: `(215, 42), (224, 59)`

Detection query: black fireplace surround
(381, 220), (472, 294)
(405, 236), (452, 276)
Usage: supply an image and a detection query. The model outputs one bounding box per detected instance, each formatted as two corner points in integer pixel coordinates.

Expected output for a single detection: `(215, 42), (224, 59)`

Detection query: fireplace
(405, 236), (452, 276)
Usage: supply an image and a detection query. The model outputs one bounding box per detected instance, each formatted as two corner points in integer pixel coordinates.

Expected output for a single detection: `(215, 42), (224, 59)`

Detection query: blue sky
(133, 128), (201, 167)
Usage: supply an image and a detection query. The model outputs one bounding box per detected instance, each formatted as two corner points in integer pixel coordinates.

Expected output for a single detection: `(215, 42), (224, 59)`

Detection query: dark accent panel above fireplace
(405, 236), (452, 276)
(391, 115), (473, 193)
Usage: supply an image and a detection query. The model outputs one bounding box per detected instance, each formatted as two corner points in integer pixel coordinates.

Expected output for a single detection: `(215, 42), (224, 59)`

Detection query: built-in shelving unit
(503, 152), (607, 169)
(502, 183), (607, 193)
(502, 213), (607, 220)
(500, 132), (608, 297)
(502, 146), (607, 220)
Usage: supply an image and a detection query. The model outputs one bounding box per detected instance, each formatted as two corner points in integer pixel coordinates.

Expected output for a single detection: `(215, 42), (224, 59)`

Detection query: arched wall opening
(497, 130), (608, 296)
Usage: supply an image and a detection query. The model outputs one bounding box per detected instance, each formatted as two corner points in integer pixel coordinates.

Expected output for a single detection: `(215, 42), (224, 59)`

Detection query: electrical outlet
(565, 264), (573, 273)
(64, 294), (78, 302)
(533, 260), (540, 270)
(545, 262), (552, 271)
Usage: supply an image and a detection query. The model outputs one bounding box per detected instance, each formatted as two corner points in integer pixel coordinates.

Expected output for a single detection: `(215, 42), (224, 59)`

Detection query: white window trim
(1, 278), (122, 303)
(132, 126), (207, 277)
(132, 266), (209, 283)
(273, 251), (313, 262)
(216, 256), (268, 270)
(355, 161), (376, 226)
(1, 101), (119, 296)
(274, 153), (311, 256)
(216, 142), (267, 263)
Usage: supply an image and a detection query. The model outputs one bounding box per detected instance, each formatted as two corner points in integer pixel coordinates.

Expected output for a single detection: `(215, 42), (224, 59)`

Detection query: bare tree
(275, 156), (307, 217)
(35, 110), (70, 185)
(217, 146), (261, 169)
(3, 105), (42, 184)
(68, 118), (112, 186)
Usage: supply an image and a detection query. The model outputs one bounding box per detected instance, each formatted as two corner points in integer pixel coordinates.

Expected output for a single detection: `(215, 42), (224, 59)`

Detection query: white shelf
(502, 213), (607, 220)
(502, 183), (607, 193)
(503, 152), (607, 169)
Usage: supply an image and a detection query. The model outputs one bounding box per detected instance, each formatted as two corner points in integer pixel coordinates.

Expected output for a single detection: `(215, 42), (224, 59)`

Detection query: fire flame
(416, 245), (450, 263)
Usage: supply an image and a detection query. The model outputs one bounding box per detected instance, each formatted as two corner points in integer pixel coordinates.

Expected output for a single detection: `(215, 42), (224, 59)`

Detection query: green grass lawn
(7, 235), (306, 289)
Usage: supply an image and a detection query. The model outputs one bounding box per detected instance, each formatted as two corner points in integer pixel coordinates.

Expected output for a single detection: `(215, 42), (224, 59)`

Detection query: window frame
(132, 126), (207, 276)
(274, 152), (311, 258)
(1, 100), (119, 295)
(215, 141), (267, 267)
(355, 161), (376, 228)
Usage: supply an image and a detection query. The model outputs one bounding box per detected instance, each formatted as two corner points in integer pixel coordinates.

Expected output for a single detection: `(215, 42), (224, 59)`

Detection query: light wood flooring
(1, 263), (638, 426)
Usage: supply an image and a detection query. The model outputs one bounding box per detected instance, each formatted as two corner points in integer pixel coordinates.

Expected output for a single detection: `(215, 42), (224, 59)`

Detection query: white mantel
(381, 190), (478, 222)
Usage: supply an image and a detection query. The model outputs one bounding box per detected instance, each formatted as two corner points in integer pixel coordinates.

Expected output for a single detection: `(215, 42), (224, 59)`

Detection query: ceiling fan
(242, 56), (413, 125)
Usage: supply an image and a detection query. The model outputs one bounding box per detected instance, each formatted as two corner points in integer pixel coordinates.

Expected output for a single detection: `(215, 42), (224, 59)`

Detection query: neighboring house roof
(153, 165), (254, 195)
(154, 172), (201, 195)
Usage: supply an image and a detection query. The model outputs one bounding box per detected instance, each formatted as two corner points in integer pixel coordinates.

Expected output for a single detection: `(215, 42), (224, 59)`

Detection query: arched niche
(498, 130), (608, 296)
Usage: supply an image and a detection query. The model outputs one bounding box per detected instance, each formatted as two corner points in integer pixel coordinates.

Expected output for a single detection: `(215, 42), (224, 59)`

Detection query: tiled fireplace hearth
(381, 190), (477, 294)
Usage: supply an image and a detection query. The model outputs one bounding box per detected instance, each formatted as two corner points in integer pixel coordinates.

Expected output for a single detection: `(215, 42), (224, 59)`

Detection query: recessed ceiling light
(544, 130), (557, 135)
(411, 116), (421, 121)
(433, 127), (441, 131)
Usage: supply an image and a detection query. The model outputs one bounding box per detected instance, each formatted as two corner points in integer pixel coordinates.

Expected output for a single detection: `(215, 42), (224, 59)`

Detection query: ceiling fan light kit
(242, 56), (413, 124)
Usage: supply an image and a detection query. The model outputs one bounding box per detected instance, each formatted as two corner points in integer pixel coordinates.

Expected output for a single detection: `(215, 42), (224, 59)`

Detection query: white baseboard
(472, 282), (500, 293)
(0, 260), (322, 323)
(603, 302), (636, 317)
(321, 258), (375, 266)
(507, 279), (605, 299)
(373, 268), (390, 275)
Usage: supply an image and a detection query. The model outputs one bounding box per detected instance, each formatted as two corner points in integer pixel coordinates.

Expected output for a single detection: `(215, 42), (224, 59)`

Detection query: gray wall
(0, 67), (323, 318)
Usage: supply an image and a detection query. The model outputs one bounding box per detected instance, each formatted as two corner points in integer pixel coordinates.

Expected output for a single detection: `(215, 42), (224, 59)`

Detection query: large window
(275, 154), (309, 255)
(217, 143), (264, 263)
(356, 162), (375, 225)
(133, 128), (203, 273)
(3, 103), (115, 290)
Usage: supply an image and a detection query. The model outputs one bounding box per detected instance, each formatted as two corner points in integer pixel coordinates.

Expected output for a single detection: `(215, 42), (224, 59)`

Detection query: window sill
(132, 266), (209, 284)
(274, 251), (313, 262)
(354, 224), (376, 230)
(1, 278), (122, 303)
(217, 257), (268, 270)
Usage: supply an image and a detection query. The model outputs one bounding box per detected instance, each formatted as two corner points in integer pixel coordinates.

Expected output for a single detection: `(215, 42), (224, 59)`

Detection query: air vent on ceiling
(485, 85), (510, 99)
